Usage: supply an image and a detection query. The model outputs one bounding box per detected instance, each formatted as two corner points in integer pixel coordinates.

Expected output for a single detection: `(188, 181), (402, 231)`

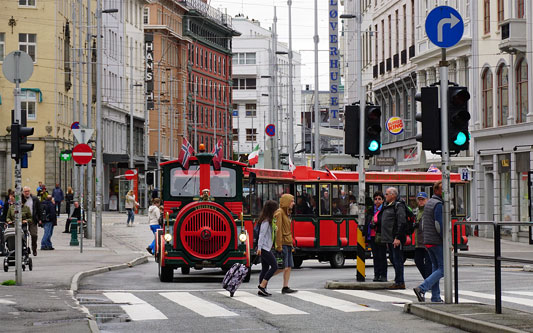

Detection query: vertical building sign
(145, 33), (154, 110)
(329, 0), (339, 126)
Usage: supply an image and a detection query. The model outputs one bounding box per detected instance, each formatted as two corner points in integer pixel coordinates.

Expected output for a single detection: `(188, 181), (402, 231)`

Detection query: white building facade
(231, 16), (302, 169)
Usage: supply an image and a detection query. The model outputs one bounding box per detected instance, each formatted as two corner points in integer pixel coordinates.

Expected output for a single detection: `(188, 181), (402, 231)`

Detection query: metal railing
(453, 221), (533, 314)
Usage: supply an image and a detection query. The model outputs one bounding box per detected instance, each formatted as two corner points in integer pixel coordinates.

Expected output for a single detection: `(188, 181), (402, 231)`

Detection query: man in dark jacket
(40, 195), (57, 250)
(64, 201), (82, 233)
(380, 187), (407, 289)
(52, 183), (64, 217)
(414, 181), (444, 303)
(22, 186), (42, 256)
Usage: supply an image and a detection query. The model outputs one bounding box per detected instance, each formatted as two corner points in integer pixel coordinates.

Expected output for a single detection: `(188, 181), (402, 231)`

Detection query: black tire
(293, 257), (304, 269)
(181, 266), (190, 275)
(159, 264), (174, 282)
(329, 252), (345, 268)
(243, 267), (251, 283)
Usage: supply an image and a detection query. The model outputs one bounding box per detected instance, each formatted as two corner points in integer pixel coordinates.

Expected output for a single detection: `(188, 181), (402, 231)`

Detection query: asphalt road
(78, 258), (533, 332)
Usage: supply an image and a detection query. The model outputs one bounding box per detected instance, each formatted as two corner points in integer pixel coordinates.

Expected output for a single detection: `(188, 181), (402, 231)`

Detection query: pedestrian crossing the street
(98, 288), (533, 321)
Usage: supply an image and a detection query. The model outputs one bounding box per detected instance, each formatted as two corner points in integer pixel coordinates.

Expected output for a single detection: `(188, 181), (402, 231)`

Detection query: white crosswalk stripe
(286, 290), (377, 312)
(334, 290), (411, 307)
(219, 291), (308, 315)
(390, 289), (480, 303)
(459, 290), (533, 307)
(160, 292), (238, 317)
(103, 292), (168, 321)
(505, 291), (533, 297)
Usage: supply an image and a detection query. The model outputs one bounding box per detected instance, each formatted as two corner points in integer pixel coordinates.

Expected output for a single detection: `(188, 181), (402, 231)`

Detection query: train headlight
(164, 233), (172, 242)
(238, 232), (247, 243)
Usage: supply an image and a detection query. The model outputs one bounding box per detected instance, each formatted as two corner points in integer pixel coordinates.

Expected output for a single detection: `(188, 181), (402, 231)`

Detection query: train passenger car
(156, 147), (251, 282)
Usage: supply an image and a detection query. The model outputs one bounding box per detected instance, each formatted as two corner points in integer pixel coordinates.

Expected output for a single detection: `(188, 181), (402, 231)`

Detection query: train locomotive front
(156, 148), (251, 282)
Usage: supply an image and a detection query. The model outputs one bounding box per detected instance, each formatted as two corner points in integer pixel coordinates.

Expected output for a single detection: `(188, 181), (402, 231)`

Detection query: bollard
(356, 224), (366, 281)
(70, 218), (79, 246)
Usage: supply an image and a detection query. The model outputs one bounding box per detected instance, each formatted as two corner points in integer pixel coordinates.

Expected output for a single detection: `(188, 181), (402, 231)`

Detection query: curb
(404, 303), (526, 333)
(325, 280), (394, 290)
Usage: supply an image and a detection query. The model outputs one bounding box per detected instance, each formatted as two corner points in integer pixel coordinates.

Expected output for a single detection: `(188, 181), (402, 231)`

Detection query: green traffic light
(368, 140), (380, 152)
(454, 132), (467, 146)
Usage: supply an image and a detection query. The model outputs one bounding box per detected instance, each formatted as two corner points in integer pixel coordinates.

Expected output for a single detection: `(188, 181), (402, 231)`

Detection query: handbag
(274, 250), (284, 269)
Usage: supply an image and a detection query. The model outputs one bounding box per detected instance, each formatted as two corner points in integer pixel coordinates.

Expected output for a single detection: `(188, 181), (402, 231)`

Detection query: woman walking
(364, 191), (387, 282)
(125, 190), (138, 226)
(256, 200), (280, 297)
(146, 198), (161, 254)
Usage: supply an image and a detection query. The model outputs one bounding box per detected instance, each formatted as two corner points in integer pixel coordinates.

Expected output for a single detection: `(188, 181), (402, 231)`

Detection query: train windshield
(170, 166), (237, 198)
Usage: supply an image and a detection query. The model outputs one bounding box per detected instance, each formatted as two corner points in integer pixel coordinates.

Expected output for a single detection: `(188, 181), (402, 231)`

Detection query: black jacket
(41, 200), (57, 226)
(378, 200), (407, 244)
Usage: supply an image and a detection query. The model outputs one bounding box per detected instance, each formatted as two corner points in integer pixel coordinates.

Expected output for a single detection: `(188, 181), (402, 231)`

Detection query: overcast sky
(209, 0), (337, 90)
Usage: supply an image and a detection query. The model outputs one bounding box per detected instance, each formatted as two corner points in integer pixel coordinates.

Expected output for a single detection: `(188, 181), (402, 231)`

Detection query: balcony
(393, 54), (399, 68)
(499, 18), (526, 54)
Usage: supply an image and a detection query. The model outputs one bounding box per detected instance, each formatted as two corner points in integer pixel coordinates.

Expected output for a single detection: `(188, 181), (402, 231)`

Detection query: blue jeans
(419, 245), (444, 302)
(41, 222), (54, 249)
(148, 224), (160, 253)
(387, 243), (404, 284)
(126, 209), (135, 224)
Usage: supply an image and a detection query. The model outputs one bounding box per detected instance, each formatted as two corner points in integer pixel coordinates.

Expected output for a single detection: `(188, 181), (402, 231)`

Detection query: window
(234, 52), (256, 65)
(21, 90), (37, 120)
(482, 68), (493, 128)
(232, 103), (238, 116)
(19, 0), (36, 6)
(232, 128), (238, 141)
(143, 7), (149, 25)
(497, 0), (504, 23)
(497, 64), (508, 126)
(235, 78), (256, 90)
(516, 59), (528, 123)
(517, 0), (525, 19)
(0, 33), (5, 61)
(402, 5), (407, 50)
(245, 103), (256, 117)
(19, 33), (36, 62)
(245, 128), (257, 142)
(483, 0), (490, 34)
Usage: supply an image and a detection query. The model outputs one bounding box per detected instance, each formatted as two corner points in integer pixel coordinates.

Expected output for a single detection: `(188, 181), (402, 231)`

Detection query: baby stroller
(3, 223), (33, 272)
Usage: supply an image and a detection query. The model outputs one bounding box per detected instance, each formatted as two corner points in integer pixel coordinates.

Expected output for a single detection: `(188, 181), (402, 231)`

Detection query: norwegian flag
(212, 139), (223, 170)
(178, 138), (195, 169)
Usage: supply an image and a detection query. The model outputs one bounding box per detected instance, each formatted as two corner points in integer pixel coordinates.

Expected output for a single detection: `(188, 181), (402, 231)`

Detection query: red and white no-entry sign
(125, 169), (137, 180)
(72, 144), (93, 165)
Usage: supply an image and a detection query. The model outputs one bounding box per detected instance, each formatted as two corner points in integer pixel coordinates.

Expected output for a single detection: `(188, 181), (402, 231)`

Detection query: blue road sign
(265, 124), (275, 137)
(232, 110), (238, 116)
(71, 121), (80, 129)
(425, 6), (464, 48)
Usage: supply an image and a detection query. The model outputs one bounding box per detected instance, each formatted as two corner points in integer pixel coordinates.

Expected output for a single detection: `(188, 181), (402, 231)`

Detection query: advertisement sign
(145, 33), (154, 110)
(386, 116), (404, 135)
(328, 0), (339, 126)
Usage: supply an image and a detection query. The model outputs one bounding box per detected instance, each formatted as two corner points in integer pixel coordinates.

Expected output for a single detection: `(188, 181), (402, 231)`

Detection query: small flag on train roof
(427, 164), (441, 173)
(212, 139), (223, 170)
(178, 138), (194, 170)
(248, 144), (260, 166)
(288, 154), (296, 172)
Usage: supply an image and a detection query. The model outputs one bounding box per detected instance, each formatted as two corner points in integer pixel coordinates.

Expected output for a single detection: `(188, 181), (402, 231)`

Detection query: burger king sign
(386, 116), (404, 135)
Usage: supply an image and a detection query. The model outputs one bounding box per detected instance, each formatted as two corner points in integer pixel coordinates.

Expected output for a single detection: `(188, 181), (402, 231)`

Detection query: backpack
(396, 201), (416, 236)
(41, 204), (51, 223)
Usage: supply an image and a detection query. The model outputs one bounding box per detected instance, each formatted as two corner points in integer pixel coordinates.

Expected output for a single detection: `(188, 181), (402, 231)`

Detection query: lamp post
(313, 0), (320, 169)
(287, 0), (294, 165)
(95, 4), (118, 247)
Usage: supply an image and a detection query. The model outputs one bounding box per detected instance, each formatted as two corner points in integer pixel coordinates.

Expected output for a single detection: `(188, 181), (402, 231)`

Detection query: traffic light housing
(447, 86), (471, 152)
(415, 86), (441, 153)
(344, 104), (360, 156)
(11, 123), (34, 161)
(364, 105), (382, 156)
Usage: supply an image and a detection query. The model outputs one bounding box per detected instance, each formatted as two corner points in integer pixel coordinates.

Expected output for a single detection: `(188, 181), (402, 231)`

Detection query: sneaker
(258, 288), (269, 297)
(389, 283), (406, 290)
(413, 287), (425, 302)
(258, 286), (271, 296)
(281, 287), (297, 294)
(146, 247), (153, 255)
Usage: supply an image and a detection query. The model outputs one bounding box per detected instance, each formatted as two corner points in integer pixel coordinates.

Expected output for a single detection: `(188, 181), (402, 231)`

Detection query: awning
(21, 88), (42, 103)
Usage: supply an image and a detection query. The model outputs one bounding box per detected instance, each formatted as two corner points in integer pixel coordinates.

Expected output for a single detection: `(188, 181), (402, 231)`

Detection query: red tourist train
(156, 151), (469, 281)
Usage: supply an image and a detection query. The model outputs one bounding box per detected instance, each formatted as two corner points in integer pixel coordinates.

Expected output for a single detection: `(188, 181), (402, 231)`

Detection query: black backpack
(396, 201), (416, 235)
(41, 204), (51, 223)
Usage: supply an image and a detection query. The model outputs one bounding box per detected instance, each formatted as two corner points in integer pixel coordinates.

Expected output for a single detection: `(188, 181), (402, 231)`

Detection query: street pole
(86, 0), (93, 239)
(194, 80), (198, 151)
(440, 48), (452, 303)
(169, 70), (173, 159)
(213, 82), (217, 147)
(272, 7), (279, 169)
(144, 42), (149, 209)
(72, 1), (78, 203)
(78, 0), (84, 227)
(95, 0), (103, 247)
(287, 0), (294, 164)
(13, 55), (23, 285)
(157, 65), (162, 189)
(130, 45), (134, 171)
(313, 0), (320, 169)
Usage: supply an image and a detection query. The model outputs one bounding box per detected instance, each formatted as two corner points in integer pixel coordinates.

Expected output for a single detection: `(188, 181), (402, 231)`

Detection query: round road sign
(125, 170), (137, 180)
(71, 121), (80, 129)
(72, 144), (93, 165)
(265, 124), (276, 137)
(2, 51), (34, 84)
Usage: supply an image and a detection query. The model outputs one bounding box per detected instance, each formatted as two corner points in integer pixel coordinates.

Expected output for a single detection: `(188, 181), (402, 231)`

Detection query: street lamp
(95, 4), (118, 247)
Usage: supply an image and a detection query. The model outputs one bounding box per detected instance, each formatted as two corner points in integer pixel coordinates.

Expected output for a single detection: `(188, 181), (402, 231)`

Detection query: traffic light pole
(439, 48), (452, 303)
(13, 80), (23, 285)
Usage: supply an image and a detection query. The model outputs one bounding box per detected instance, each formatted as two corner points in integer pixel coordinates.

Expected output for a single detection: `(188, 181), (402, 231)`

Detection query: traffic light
(344, 104), (360, 156)
(11, 123), (34, 161)
(146, 172), (154, 185)
(448, 86), (471, 152)
(364, 104), (382, 156)
(415, 86), (441, 153)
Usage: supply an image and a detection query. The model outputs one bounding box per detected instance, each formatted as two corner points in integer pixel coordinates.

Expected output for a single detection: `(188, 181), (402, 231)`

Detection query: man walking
(413, 192), (432, 279)
(52, 183), (64, 217)
(22, 186), (42, 256)
(414, 181), (444, 303)
(380, 187), (407, 289)
(274, 193), (298, 294)
(41, 195), (57, 250)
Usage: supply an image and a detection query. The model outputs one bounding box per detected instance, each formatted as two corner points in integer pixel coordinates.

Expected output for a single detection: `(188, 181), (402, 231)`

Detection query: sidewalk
(0, 211), (153, 332)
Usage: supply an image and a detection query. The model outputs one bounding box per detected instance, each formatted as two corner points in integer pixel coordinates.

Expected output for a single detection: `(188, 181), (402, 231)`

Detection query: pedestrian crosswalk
(96, 288), (533, 321)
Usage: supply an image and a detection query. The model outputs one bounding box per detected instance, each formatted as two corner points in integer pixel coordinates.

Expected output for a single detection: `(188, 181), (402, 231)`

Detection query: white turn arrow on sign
(437, 13), (460, 42)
